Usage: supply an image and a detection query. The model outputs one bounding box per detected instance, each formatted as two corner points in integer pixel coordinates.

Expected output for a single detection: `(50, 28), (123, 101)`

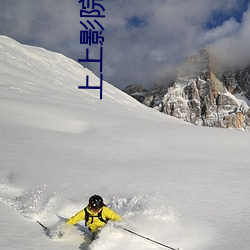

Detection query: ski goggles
(89, 205), (101, 212)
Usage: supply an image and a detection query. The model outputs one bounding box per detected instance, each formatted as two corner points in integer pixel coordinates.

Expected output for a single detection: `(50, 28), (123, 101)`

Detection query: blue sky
(0, 0), (249, 89)
(206, 0), (249, 28)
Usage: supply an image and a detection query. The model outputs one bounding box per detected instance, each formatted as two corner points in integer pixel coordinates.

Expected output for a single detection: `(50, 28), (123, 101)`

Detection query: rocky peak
(123, 49), (250, 130)
(217, 66), (250, 100)
(177, 48), (210, 78)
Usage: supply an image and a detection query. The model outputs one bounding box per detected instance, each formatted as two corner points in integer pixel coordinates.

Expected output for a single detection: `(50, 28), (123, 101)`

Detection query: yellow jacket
(67, 206), (121, 233)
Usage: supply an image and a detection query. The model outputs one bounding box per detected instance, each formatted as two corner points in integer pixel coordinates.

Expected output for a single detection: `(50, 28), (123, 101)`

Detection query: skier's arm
(67, 209), (85, 225)
(104, 207), (122, 222)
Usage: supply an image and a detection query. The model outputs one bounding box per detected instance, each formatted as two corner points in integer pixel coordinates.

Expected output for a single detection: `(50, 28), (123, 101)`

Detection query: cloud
(0, 0), (249, 89)
(200, 18), (240, 45)
(209, 3), (250, 69)
(102, 0), (249, 87)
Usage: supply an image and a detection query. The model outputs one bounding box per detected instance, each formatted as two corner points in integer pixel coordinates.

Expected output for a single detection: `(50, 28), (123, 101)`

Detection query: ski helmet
(89, 195), (104, 210)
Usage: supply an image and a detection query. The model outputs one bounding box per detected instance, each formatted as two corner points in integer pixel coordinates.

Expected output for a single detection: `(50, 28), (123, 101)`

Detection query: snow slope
(0, 35), (250, 250)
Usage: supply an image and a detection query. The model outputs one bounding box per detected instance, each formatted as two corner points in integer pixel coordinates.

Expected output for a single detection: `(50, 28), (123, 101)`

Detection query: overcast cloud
(0, 0), (249, 89)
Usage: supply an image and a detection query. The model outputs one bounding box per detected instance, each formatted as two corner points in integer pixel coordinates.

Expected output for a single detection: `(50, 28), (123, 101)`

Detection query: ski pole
(122, 227), (180, 250)
(37, 220), (48, 231)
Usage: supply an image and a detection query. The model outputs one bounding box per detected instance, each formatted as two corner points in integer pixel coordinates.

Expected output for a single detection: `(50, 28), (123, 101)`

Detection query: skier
(66, 194), (122, 239)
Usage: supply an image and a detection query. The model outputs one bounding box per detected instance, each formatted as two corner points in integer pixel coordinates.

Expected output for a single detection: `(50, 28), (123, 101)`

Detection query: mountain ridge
(123, 49), (250, 130)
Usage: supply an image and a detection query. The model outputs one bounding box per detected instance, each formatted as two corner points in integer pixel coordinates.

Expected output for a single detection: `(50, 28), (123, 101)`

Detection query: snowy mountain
(217, 65), (250, 100)
(124, 49), (250, 130)
(1, 36), (250, 250)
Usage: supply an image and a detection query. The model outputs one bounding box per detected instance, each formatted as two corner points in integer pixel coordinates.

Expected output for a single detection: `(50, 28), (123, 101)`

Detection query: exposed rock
(123, 84), (147, 95)
(123, 84), (147, 103)
(217, 66), (250, 99)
